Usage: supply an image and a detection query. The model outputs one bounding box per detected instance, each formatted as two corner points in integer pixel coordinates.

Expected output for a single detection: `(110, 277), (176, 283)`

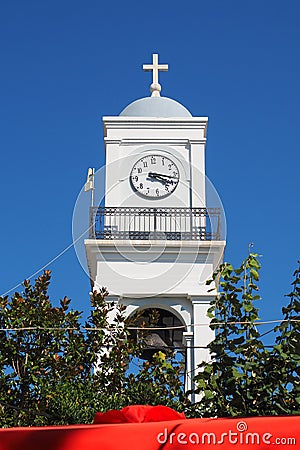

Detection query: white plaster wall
(88, 241), (225, 297)
(103, 117), (208, 210)
(192, 299), (215, 367)
(104, 144), (191, 208)
(94, 260), (216, 297)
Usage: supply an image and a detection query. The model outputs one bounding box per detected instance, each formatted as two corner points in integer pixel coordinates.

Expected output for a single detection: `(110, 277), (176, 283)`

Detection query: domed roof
(119, 96), (192, 118)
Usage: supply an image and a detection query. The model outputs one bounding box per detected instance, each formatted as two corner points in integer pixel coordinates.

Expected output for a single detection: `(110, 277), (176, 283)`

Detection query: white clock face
(130, 154), (179, 198)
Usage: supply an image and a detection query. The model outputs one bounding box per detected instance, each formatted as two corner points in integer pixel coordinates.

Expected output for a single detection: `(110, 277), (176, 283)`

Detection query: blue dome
(119, 96), (192, 118)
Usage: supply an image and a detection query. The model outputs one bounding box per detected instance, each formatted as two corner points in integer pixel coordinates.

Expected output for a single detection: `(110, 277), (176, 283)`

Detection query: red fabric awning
(0, 416), (299, 450)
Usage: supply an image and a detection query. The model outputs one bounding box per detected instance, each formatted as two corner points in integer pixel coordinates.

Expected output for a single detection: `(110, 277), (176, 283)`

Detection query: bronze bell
(140, 332), (169, 361)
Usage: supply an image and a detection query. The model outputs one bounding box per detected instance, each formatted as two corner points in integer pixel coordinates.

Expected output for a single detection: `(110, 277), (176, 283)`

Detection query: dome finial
(143, 53), (168, 97)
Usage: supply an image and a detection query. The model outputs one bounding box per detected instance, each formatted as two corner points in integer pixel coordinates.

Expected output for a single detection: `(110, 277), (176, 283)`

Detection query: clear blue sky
(0, 0), (299, 340)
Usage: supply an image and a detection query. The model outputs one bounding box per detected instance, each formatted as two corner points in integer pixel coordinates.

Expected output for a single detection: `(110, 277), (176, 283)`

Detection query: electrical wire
(0, 318), (299, 333)
(0, 224), (93, 297)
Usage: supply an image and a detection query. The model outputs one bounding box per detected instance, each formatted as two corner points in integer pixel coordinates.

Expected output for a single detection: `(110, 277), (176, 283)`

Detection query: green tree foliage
(192, 255), (300, 417)
(126, 351), (186, 408)
(0, 271), (186, 427)
(271, 264), (300, 413)
(1, 258), (299, 426)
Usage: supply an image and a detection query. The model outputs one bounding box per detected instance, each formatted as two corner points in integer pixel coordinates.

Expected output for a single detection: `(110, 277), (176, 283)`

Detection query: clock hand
(148, 172), (177, 180)
(147, 174), (168, 185)
(148, 174), (175, 186)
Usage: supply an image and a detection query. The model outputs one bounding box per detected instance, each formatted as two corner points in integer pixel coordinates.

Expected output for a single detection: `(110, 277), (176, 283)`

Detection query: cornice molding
(104, 138), (207, 146)
(103, 116), (208, 130)
(85, 239), (226, 256)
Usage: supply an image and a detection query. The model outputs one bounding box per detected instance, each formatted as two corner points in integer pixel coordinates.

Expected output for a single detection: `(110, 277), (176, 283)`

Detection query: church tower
(85, 54), (226, 392)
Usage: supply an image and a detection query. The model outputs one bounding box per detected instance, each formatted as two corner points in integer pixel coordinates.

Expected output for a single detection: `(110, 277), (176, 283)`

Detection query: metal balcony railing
(89, 207), (221, 241)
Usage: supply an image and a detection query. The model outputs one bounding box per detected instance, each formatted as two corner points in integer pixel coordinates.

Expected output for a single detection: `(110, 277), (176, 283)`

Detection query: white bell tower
(85, 54), (226, 394)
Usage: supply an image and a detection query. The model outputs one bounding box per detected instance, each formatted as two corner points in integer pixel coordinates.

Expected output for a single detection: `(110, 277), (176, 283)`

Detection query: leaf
(196, 379), (207, 389)
(243, 303), (254, 312)
(232, 367), (243, 378)
(250, 268), (259, 281)
(249, 258), (261, 269)
(204, 390), (214, 399)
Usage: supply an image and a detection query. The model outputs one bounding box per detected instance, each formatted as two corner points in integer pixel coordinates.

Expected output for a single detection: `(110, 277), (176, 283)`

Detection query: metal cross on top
(143, 53), (168, 97)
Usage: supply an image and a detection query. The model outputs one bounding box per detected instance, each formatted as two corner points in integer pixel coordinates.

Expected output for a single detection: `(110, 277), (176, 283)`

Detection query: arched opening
(129, 307), (187, 365)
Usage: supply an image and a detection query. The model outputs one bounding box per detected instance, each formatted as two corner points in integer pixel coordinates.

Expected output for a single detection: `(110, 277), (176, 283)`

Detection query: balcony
(89, 207), (221, 241)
